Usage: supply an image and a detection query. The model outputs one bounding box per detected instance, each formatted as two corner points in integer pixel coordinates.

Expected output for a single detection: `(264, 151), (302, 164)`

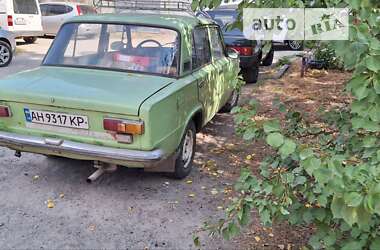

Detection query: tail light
(76, 6), (82, 15)
(7, 15), (13, 27)
(230, 46), (253, 56)
(0, 106), (11, 117)
(103, 118), (144, 135)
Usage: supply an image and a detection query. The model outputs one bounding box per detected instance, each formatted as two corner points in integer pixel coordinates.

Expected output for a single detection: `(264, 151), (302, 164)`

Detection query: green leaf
(344, 192), (363, 207)
(193, 235), (200, 247)
(266, 133), (284, 148)
(279, 139), (297, 158)
(301, 157), (321, 176)
(365, 56), (380, 72)
(294, 176), (307, 186)
(263, 119), (280, 133)
(313, 168), (332, 184)
(341, 205), (358, 226)
(370, 238), (380, 250)
(331, 196), (344, 219)
(280, 207), (290, 215)
(300, 148), (314, 160)
(341, 240), (365, 250)
(374, 78), (380, 94)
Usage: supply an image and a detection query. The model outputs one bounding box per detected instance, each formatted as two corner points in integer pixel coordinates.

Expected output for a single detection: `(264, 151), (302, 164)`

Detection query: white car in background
(0, 0), (43, 44)
(40, 2), (97, 36)
(0, 29), (16, 67)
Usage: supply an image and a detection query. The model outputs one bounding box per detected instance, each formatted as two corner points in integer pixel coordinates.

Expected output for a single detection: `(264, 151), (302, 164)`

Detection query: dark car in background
(205, 5), (274, 83)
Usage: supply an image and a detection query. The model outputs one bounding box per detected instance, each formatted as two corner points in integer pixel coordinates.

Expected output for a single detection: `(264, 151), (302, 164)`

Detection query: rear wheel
(0, 41), (12, 67)
(242, 65), (259, 84)
(172, 122), (196, 179)
(287, 40), (303, 50)
(23, 37), (37, 44)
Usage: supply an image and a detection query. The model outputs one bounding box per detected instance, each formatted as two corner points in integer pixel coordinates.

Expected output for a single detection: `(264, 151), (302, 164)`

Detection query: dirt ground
(0, 56), (350, 249)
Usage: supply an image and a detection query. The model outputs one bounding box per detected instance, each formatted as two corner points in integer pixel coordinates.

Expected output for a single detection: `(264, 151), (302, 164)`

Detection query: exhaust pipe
(87, 162), (118, 183)
(86, 168), (105, 183)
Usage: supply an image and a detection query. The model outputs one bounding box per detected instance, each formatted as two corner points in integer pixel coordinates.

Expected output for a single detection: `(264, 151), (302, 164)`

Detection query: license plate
(24, 108), (89, 129)
(15, 18), (27, 25)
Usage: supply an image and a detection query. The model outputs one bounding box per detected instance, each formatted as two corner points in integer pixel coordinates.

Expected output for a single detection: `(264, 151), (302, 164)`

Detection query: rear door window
(209, 27), (225, 59)
(192, 27), (211, 70)
(13, 0), (39, 15)
(47, 4), (72, 16)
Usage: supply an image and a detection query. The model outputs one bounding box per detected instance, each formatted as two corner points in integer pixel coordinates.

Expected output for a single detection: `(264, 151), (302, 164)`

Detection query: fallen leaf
(186, 180), (193, 184)
(269, 233), (274, 237)
(217, 206), (223, 210)
(201, 186), (206, 190)
(164, 182), (170, 185)
(188, 193), (195, 198)
(216, 170), (224, 174)
(32, 175), (39, 181)
(246, 155), (252, 160)
(59, 193), (64, 199)
(47, 199), (55, 209)
(254, 236), (261, 242)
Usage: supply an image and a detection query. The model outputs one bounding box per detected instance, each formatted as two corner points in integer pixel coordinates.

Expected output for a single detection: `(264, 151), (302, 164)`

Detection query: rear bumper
(0, 131), (171, 169)
(239, 53), (260, 69)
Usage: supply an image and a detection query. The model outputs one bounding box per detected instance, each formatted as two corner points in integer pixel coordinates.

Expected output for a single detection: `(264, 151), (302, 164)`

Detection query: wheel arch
(0, 38), (11, 47)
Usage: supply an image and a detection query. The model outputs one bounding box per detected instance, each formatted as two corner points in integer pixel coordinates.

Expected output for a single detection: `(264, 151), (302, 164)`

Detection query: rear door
(41, 4), (73, 35)
(11, 0), (42, 32)
(208, 25), (233, 108)
(191, 26), (218, 124)
(0, 0), (7, 30)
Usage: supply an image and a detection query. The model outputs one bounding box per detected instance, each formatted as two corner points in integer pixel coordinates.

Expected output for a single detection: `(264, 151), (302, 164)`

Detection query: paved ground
(0, 38), (301, 249)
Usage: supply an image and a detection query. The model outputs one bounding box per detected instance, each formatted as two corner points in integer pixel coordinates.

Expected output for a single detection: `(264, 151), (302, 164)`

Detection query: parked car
(0, 29), (16, 67)
(205, 5), (274, 83)
(0, 11), (240, 179)
(0, 0), (43, 44)
(273, 40), (304, 51)
(40, 2), (97, 36)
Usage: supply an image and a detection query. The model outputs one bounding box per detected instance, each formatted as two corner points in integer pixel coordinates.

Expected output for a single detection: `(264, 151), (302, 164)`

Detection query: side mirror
(227, 48), (239, 59)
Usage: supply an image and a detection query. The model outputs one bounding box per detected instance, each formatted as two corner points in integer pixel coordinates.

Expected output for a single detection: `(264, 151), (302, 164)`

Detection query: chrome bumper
(0, 131), (166, 167)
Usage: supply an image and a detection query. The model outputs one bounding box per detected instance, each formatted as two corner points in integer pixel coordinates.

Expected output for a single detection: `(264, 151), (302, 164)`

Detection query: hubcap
(288, 40), (302, 50)
(181, 129), (194, 169)
(0, 45), (10, 65)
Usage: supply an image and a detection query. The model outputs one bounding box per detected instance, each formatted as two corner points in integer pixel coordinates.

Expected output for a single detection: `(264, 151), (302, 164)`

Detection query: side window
(192, 27), (211, 70)
(49, 4), (70, 16)
(209, 27), (225, 59)
(40, 5), (48, 16)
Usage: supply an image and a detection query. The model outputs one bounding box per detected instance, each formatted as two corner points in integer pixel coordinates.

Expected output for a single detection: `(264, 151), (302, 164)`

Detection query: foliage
(314, 43), (344, 70)
(192, 0), (380, 249)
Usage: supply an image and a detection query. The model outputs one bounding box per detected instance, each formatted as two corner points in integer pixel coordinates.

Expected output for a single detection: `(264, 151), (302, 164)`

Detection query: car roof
(40, 2), (88, 6)
(68, 12), (214, 32)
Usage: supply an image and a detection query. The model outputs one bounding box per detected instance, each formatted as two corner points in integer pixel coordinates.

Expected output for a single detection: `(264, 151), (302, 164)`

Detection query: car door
(191, 26), (218, 124)
(208, 25), (234, 108)
(42, 4), (71, 35)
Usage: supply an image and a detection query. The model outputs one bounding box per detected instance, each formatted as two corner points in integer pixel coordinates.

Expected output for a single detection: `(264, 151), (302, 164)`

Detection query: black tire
(242, 65), (259, 84)
(172, 121), (196, 179)
(220, 89), (239, 113)
(23, 37), (37, 44)
(0, 41), (12, 67)
(261, 48), (274, 66)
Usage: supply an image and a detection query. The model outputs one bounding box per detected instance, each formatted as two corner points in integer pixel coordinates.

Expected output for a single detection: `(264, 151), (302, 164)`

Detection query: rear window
(13, 0), (39, 15)
(43, 23), (180, 77)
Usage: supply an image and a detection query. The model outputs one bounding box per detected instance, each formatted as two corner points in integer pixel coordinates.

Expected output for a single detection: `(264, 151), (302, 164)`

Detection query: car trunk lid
(0, 67), (173, 116)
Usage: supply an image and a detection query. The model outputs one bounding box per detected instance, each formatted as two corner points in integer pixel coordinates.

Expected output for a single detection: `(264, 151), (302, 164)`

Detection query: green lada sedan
(0, 12), (240, 179)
